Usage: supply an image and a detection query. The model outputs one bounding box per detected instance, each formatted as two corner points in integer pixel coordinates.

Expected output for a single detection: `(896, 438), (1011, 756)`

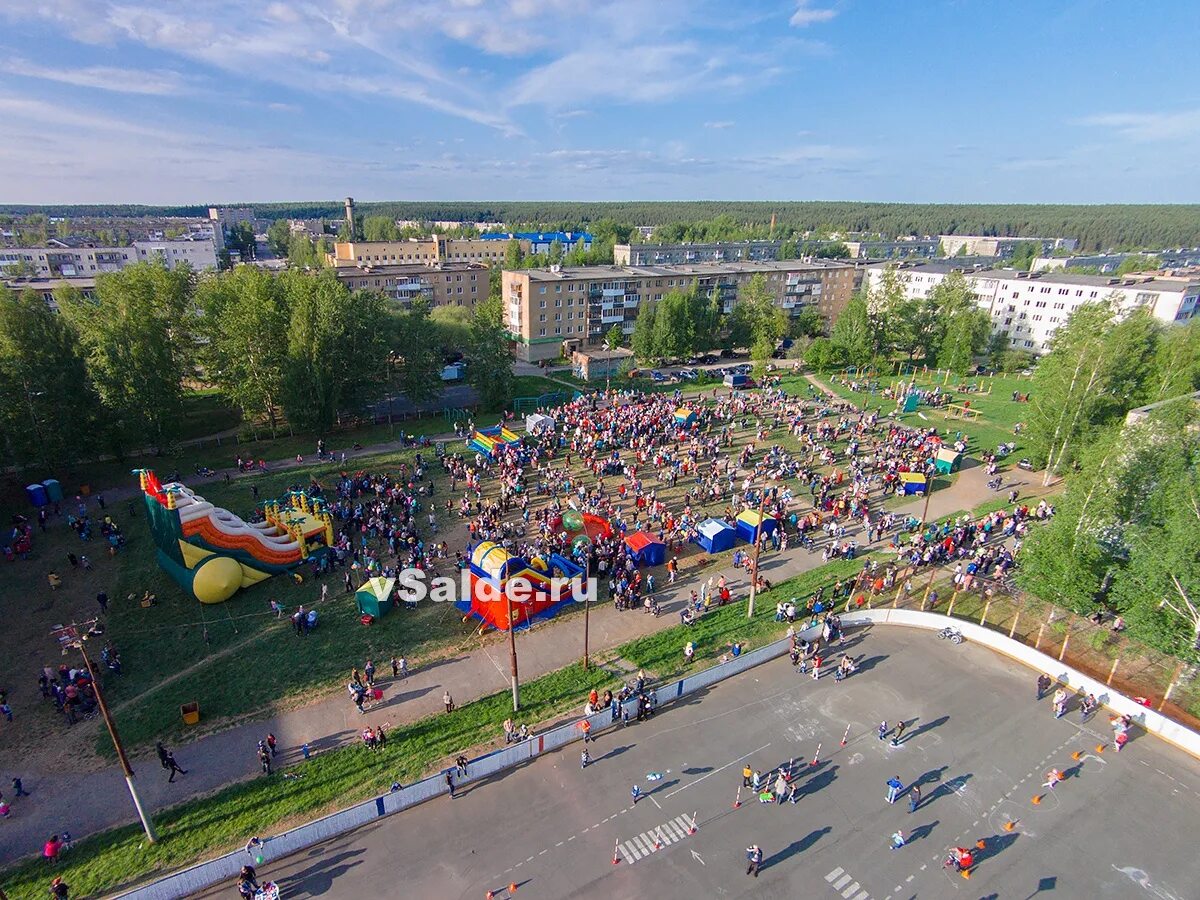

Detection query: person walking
(631, 784), (642, 805)
(162, 746), (188, 783)
(443, 690), (454, 713)
(907, 784), (920, 813)
(1036, 673), (1052, 701)
(1042, 768), (1062, 791)
(390, 656), (400, 679)
(745, 844), (763, 877)
(886, 775), (904, 804)
(581, 748), (591, 769)
(364, 659), (376, 687)
(878, 721), (888, 741)
(773, 773), (788, 805)
(258, 745), (272, 776)
(12, 776), (29, 797)
(890, 830), (906, 851)
(743, 764), (753, 787)
(890, 720), (907, 747)
(811, 654), (823, 680)
(445, 771), (456, 799)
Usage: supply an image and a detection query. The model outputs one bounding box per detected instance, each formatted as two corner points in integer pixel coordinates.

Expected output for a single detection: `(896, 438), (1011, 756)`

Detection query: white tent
(525, 413), (555, 434)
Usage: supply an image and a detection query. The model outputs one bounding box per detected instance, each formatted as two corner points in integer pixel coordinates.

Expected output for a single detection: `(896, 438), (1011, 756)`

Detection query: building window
(539, 328), (546, 336)
(539, 287), (546, 293)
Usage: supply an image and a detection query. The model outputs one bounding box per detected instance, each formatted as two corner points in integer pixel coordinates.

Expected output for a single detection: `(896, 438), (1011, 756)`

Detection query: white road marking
(665, 741), (773, 798)
(620, 844), (637, 864)
(841, 881), (861, 898)
(632, 835), (651, 855)
(826, 867), (845, 882)
(851, 892), (869, 900)
(832, 874), (852, 890)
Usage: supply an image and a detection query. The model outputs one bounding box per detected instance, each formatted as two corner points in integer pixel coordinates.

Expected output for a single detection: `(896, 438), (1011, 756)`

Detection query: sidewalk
(0, 455), (1005, 863)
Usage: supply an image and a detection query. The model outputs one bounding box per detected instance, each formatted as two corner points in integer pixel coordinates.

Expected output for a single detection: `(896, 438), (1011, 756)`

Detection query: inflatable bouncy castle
(468, 424), (523, 459)
(136, 469), (332, 604)
(461, 542), (585, 630)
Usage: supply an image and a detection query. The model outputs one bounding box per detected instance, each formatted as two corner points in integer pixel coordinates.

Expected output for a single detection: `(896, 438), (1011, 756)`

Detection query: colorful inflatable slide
(461, 541), (585, 631)
(468, 424), (523, 458)
(136, 469), (332, 604)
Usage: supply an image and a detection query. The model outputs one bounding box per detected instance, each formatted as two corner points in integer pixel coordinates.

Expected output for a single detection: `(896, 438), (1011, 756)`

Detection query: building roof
(479, 231), (591, 243)
(574, 346), (634, 360)
(516, 259), (853, 282)
(333, 262), (491, 277)
(868, 260), (1199, 293)
(1, 275), (97, 290)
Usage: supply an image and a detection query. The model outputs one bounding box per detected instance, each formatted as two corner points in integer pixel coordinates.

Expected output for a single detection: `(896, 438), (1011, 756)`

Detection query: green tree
(0, 286), (96, 470)
(288, 233), (319, 268)
(936, 306), (991, 372)
(267, 219), (292, 257)
(1026, 301), (1160, 484)
(226, 221), (257, 260)
(830, 294), (873, 367)
(504, 239), (524, 270)
(1009, 241), (1040, 271)
(789, 307), (825, 339)
(605, 324), (624, 350)
(59, 263), (193, 456)
(389, 299), (445, 406)
(548, 238), (564, 265)
(1146, 319), (1200, 401)
(466, 296), (515, 410)
(193, 267), (289, 434)
(362, 216), (400, 241)
(804, 336), (837, 371)
(631, 300), (659, 362)
(430, 304), (474, 351)
(279, 271), (388, 432)
(652, 290), (694, 361)
(728, 274), (786, 352)
(1115, 255), (1160, 276)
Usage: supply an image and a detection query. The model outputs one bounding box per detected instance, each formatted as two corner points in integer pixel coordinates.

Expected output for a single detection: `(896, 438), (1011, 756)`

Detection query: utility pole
(583, 580), (591, 671)
(506, 595), (520, 711)
(54, 621), (157, 843)
(746, 483), (770, 619)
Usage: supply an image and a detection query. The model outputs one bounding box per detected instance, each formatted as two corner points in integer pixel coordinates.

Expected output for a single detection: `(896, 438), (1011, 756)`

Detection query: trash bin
(26, 483), (48, 507)
(181, 702), (200, 725)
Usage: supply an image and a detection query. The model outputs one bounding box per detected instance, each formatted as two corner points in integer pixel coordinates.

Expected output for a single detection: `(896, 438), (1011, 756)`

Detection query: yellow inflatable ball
(193, 556), (243, 604)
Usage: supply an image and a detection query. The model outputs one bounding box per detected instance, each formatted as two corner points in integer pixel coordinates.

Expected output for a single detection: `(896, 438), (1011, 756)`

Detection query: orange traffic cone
(1031, 794), (1043, 805)
(976, 839), (987, 850)
(509, 884), (518, 894)
(961, 869), (971, 879)
(1071, 750), (1082, 760)
(1003, 820), (1017, 832)
(1096, 743), (1106, 753)
(486, 892), (494, 899)
(612, 838), (621, 865)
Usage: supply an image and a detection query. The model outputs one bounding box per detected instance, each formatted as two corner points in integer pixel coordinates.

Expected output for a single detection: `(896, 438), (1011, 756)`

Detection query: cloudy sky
(0, 0), (1197, 204)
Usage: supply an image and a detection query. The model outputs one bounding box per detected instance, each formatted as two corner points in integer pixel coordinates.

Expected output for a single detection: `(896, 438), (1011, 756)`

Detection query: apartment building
(1033, 248), (1200, 273)
(333, 262), (490, 308)
(327, 236), (528, 268)
(841, 238), (939, 260)
(479, 231), (592, 254)
(1, 275), (96, 311)
(504, 260), (855, 362)
(614, 240), (783, 266)
(865, 262), (1200, 354)
(938, 235), (1079, 258)
(0, 237), (217, 276)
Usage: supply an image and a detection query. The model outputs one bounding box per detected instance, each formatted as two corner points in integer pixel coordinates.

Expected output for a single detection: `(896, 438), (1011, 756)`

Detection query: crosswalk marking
(826, 867), (845, 882)
(832, 874), (852, 890)
(852, 892), (870, 900)
(824, 866), (873, 900)
(661, 821), (684, 841)
(619, 844), (636, 864)
(632, 835), (651, 856)
(619, 814), (701, 863)
(842, 882), (861, 898)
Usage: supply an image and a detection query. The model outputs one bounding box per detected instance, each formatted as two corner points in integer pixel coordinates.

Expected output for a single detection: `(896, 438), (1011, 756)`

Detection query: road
(196, 625), (1200, 900)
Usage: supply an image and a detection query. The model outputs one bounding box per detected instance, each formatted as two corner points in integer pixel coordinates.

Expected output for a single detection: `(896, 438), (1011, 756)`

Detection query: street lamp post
(746, 485), (770, 619)
(56, 621), (157, 843)
(506, 595), (520, 711)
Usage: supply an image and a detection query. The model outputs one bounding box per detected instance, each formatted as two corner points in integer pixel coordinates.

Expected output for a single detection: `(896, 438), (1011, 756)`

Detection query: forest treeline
(3, 202), (1200, 251)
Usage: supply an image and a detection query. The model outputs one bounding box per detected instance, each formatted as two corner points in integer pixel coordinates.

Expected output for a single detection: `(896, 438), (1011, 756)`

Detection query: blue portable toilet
(26, 483), (48, 507)
(42, 479), (63, 503)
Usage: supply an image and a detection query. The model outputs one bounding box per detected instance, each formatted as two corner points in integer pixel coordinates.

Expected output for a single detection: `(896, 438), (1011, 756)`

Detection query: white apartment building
(865, 262), (1200, 354)
(1, 238), (218, 277)
(134, 238), (219, 271)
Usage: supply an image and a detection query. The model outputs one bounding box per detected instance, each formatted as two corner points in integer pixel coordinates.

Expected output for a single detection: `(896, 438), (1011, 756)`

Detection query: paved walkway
(0, 452), (1012, 862)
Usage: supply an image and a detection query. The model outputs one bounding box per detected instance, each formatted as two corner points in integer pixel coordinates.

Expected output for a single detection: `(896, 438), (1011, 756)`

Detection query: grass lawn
(510, 375), (580, 398)
(176, 390), (242, 442)
(801, 370), (1034, 459)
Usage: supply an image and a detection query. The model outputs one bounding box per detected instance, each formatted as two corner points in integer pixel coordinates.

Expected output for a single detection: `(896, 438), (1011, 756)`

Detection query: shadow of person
(761, 827), (832, 871)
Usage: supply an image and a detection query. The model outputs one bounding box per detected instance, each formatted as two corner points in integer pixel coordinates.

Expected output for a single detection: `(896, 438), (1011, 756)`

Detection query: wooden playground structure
(945, 403), (983, 422)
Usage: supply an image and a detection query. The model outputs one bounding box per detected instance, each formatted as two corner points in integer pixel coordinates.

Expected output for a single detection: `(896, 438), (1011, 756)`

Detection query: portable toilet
(899, 472), (928, 495)
(26, 483), (48, 507)
(355, 576), (395, 619)
(42, 479), (64, 503)
(903, 393), (921, 413)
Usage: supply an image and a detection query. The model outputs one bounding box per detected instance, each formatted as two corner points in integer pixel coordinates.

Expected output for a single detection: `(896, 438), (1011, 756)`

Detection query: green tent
(355, 576), (395, 619)
(935, 448), (962, 474)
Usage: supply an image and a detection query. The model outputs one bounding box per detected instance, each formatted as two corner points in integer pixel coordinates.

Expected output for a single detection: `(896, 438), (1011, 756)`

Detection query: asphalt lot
(196, 625), (1200, 900)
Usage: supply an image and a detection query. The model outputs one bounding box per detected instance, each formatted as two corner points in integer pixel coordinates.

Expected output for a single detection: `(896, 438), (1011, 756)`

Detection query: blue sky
(0, 0), (1197, 205)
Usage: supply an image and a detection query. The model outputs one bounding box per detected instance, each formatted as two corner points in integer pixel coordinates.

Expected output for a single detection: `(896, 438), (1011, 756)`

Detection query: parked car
(697, 353), (719, 365)
(677, 368), (698, 380)
(650, 370), (667, 382)
(732, 363), (753, 375)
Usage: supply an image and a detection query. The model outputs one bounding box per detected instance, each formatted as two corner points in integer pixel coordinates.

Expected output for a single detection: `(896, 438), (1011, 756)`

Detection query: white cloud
(1076, 109), (1200, 142)
(704, 120), (734, 129)
(790, 1), (837, 27)
(0, 57), (186, 94)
